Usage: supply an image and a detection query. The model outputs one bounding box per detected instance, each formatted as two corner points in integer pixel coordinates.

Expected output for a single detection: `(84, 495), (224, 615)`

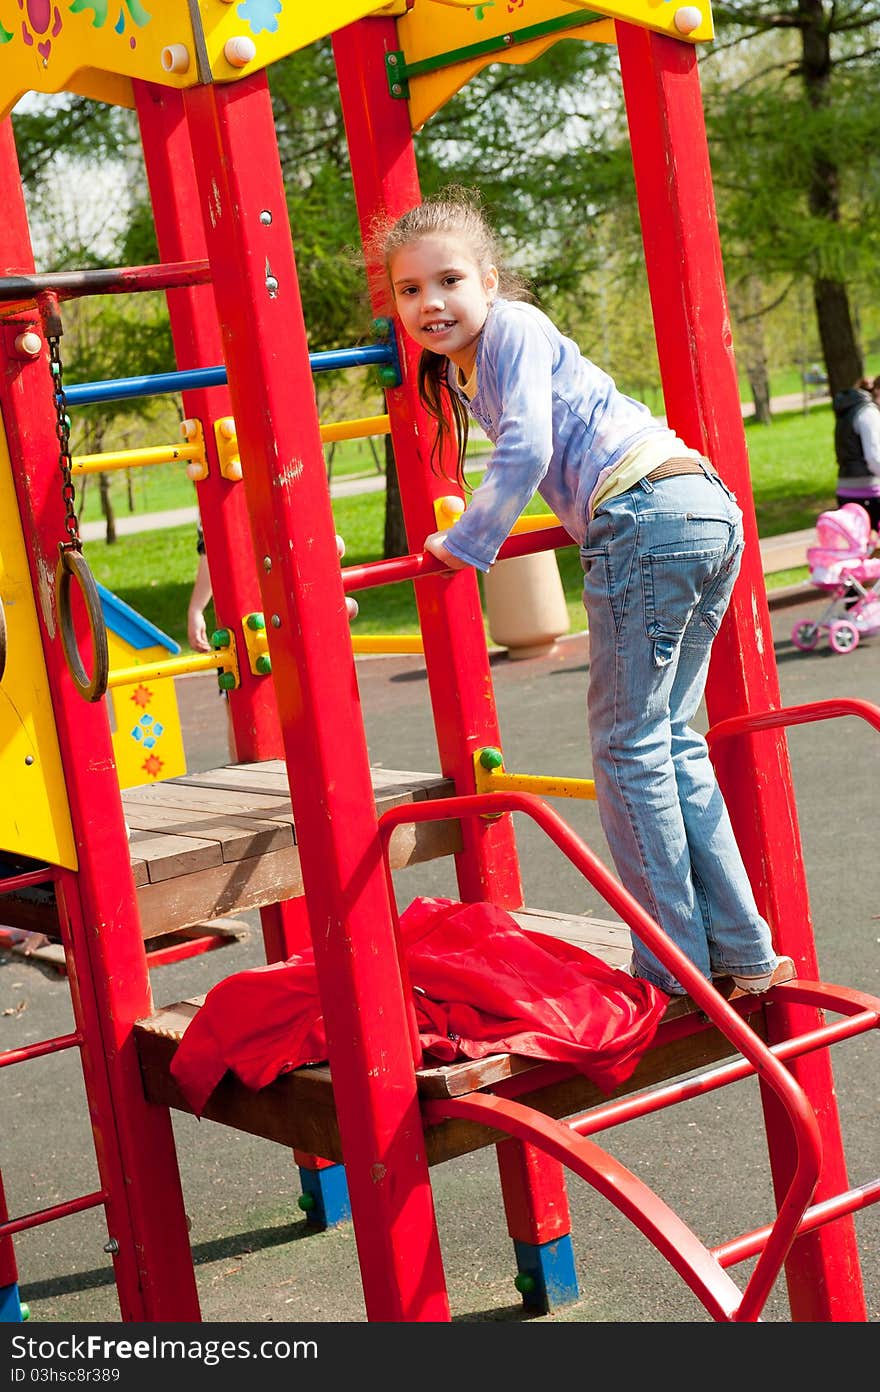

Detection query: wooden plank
(168, 767), (293, 796)
(512, 907), (632, 966)
(136, 1027), (345, 1162)
(125, 802), (293, 862)
(126, 831), (223, 884)
(123, 781), (294, 819)
(134, 817), (462, 938)
(168, 765), (453, 807)
(134, 1000), (765, 1168)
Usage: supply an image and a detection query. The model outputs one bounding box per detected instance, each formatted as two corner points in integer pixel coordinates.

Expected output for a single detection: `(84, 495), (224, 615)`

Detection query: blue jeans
(579, 467), (777, 994)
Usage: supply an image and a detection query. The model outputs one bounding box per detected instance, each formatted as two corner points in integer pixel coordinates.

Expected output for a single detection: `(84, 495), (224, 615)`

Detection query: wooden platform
(135, 908), (793, 1168)
(0, 762), (459, 940)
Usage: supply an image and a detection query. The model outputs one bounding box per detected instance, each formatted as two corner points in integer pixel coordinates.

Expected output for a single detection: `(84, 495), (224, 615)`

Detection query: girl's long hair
(379, 187), (533, 492)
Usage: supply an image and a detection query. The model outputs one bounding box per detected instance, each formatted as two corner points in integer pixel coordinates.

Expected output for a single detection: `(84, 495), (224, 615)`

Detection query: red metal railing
(377, 789), (842, 1323)
(341, 525), (573, 594)
(0, 866), (110, 1246)
(707, 696), (880, 747)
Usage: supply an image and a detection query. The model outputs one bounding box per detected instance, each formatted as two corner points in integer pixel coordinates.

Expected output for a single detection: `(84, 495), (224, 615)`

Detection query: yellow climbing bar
(351, 634), (423, 654)
(108, 649), (235, 690)
(436, 493), (561, 536)
(321, 413), (390, 444)
(71, 440), (205, 475)
(474, 747), (596, 801)
(509, 512), (561, 535)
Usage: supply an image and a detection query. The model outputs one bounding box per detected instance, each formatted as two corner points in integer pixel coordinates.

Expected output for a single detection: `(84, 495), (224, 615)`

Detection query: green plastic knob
(211, 628), (231, 649)
(372, 316), (393, 339)
(21, 1302), (30, 1321)
(514, 1273), (536, 1295)
(297, 1193), (316, 1212)
(479, 747), (504, 771)
(217, 671), (236, 691)
(377, 366), (400, 388)
(255, 654), (272, 675)
(246, 612), (266, 631)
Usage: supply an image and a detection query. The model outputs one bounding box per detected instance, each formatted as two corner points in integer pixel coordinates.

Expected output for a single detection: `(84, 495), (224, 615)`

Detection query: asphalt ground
(1, 586), (878, 1329)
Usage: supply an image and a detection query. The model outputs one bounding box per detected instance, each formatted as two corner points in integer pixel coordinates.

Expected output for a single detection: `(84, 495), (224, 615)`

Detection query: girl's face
(390, 233), (498, 373)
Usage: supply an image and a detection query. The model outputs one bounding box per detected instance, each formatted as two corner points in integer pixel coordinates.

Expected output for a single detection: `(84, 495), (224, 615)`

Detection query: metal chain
(47, 331), (80, 550)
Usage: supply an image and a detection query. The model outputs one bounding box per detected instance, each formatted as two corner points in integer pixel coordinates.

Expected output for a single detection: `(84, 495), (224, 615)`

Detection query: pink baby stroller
(791, 503), (880, 654)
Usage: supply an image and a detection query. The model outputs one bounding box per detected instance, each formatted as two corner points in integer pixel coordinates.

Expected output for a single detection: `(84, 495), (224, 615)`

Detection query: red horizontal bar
(0, 260), (211, 306)
(713, 1178), (880, 1270)
(0, 1031), (81, 1069)
(0, 866), (57, 894)
(342, 524), (573, 594)
(707, 697), (880, 748)
(0, 1189), (107, 1239)
(146, 933), (233, 969)
(568, 1003), (878, 1137)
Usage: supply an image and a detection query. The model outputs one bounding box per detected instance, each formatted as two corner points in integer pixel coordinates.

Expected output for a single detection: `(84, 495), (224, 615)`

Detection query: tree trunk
(813, 277), (861, 398)
(746, 367), (772, 425)
(730, 276), (772, 424)
(383, 435), (407, 559)
(800, 1), (863, 396)
(99, 471), (117, 545)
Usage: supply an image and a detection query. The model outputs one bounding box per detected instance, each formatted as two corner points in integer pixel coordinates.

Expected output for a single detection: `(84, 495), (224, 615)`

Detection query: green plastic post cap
(514, 1273), (536, 1295)
(211, 628), (231, 649)
(217, 671), (236, 691)
(377, 366), (400, 388)
(297, 1193), (316, 1212)
(255, 654), (272, 675)
(246, 612), (266, 631)
(479, 747), (504, 771)
(372, 316), (393, 338)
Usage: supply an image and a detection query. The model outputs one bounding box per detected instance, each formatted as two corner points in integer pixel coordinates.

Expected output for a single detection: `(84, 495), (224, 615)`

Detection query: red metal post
(333, 13), (575, 1300)
(134, 78), (309, 963)
(333, 16), (524, 908)
(181, 72), (448, 1321)
(0, 116), (200, 1321)
(496, 1139), (571, 1245)
(0, 1172), (18, 1291)
(616, 23), (866, 1321)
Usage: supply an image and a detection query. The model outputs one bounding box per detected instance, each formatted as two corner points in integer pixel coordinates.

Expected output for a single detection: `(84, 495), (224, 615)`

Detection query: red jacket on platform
(170, 896), (668, 1115)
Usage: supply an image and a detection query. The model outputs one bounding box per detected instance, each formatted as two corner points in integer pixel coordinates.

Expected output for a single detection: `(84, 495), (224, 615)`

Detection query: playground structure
(0, 0), (879, 1324)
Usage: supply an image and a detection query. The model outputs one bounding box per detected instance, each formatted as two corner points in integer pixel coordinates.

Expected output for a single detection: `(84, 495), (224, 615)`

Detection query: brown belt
(644, 456), (715, 482)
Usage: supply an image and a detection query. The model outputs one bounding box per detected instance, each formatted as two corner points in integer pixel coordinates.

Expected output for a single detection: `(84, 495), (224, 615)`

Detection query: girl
(383, 188), (779, 997)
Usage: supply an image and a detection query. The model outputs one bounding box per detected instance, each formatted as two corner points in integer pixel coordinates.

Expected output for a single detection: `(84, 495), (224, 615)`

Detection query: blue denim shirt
(442, 297), (681, 571)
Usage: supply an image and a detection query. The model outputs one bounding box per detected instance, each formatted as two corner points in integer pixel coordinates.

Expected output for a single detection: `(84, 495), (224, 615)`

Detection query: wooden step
(0, 764), (459, 940)
(134, 908), (793, 1167)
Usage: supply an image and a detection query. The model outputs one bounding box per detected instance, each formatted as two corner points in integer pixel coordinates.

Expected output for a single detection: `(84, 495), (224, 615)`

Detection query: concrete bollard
(483, 550), (571, 660)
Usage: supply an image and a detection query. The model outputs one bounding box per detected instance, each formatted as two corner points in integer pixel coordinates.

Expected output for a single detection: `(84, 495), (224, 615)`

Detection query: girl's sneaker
(730, 958), (795, 994)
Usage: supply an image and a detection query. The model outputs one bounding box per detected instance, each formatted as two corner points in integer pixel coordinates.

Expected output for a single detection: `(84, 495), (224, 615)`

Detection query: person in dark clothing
(833, 377), (880, 534)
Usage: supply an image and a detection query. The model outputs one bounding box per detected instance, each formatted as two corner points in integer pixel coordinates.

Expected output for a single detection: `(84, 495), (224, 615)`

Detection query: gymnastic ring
(56, 547), (109, 702)
(0, 594), (6, 684)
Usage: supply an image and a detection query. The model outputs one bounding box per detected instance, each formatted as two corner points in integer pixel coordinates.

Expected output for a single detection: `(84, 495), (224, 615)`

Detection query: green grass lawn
(84, 402), (838, 652)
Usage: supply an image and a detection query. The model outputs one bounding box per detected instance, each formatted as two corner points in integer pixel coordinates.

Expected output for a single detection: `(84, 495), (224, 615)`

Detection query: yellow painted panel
(406, 18), (614, 130)
(399, 0), (713, 62)
(0, 0), (393, 117)
(196, 0), (388, 86)
(0, 420), (76, 868)
(106, 631), (186, 788)
(397, 0), (712, 130)
(0, 0), (195, 119)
